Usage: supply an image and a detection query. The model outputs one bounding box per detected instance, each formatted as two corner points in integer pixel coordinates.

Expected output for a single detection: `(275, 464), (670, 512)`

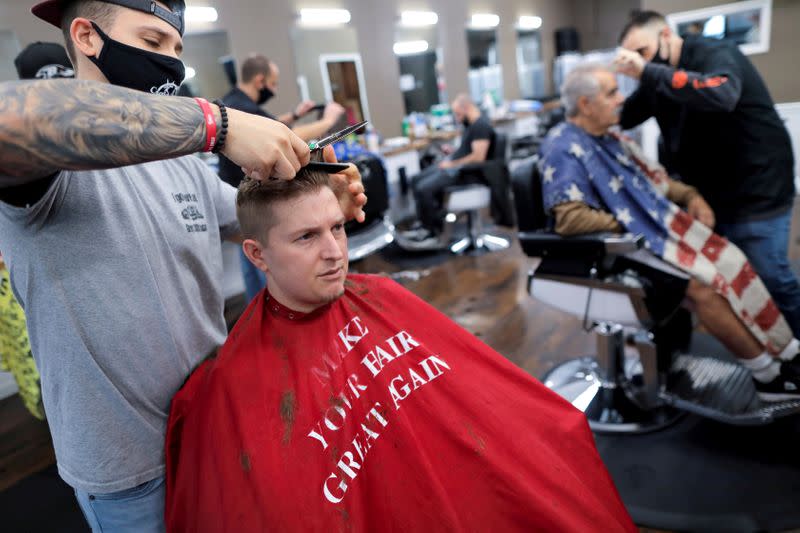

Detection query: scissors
(305, 120), (369, 173)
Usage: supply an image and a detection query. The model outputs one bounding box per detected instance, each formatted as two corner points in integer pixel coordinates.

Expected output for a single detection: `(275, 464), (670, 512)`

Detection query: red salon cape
(166, 274), (635, 532)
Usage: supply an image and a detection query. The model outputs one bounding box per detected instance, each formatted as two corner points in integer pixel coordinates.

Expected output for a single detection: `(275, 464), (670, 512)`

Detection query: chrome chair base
(543, 356), (684, 434)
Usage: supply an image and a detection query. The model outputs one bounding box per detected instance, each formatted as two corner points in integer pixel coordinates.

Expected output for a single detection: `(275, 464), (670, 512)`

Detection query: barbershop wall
(642, 0), (800, 103)
(215, 0), (579, 137)
(572, 0), (641, 52)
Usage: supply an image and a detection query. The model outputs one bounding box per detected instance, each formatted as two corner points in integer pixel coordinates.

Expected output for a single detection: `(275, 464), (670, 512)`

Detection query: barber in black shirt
(218, 54), (344, 188)
(409, 94), (495, 239)
(616, 10), (800, 336)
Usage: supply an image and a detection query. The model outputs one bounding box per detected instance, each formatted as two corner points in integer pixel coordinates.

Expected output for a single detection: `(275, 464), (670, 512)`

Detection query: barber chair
(396, 133), (514, 254)
(512, 158), (800, 433)
(345, 155), (395, 262)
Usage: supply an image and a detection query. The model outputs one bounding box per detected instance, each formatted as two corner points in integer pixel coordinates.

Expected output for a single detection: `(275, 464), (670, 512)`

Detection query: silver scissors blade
(310, 120), (369, 150)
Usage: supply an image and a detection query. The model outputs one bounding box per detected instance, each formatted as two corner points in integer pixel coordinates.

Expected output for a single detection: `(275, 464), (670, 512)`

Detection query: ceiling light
(471, 13), (499, 28)
(185, 6), (218, 23)
(299, 8), (352, 26)
(518, 16), (542, 30)
(393, 40), (429, 55)
(184, 67), (196, 81)
(400, 11), (438, 27)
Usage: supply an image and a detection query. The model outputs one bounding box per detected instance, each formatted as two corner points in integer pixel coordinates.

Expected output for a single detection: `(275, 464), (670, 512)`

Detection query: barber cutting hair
(615, 10), (800, 337)
(0, 1), (366, 531)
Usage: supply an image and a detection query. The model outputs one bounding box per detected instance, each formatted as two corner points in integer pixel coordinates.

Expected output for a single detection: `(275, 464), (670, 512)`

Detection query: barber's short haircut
(560, 63), (608, 118)
(240, 54), (272, 84)
(60, 0), (120, 64)
(236, 154), (332, 243)
(618, 10), (667, 43)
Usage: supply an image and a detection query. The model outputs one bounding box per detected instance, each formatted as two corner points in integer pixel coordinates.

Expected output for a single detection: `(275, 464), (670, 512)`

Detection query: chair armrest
(518, 231), (644, 260)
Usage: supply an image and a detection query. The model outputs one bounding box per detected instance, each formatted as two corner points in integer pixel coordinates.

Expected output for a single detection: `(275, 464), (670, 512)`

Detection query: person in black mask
(219, 54), (345, 301)
(614, 11), (800, 338)
(0, 1), (367, 531)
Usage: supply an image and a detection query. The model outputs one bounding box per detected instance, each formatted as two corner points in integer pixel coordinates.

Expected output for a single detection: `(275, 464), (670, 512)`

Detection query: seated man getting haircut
(406, 93), (495, 242)
(539, 64), (800, 399)
(164, 160), (635, 532)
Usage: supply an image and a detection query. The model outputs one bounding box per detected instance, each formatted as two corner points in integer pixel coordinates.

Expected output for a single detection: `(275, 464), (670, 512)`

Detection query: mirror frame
(666, 0), (772, 56)
(319, 53), (372, 123)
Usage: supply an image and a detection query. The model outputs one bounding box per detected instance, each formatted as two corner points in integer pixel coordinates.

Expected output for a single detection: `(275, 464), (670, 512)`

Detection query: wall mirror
(465, 27), (503, 105)
(394, 20), (444, 115)
(516, 29), (545, 99)
(180, 30), (233, 99)
(667, 0), (772, 56)
(290, 26), (369, 125)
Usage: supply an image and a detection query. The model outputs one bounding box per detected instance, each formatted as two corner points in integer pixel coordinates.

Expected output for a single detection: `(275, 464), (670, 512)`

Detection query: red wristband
(195, 97), (217, 152)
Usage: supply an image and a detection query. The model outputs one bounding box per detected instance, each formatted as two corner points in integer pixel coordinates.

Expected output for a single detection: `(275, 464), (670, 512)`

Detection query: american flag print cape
(539, 122), (792, 354)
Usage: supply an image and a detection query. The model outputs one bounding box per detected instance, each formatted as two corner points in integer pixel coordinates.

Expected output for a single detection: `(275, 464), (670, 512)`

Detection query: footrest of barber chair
(347, 217), (395, 262)
(662, 355), (800, 425)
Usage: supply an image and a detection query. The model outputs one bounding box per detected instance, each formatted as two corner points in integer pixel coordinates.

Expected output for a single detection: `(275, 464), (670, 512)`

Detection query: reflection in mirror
(516, 29), (545, 99)
(0, 30), (22, 82)
(394, 24), (445, 115)
(466, 28), (503, 106)
(321, 53), (370, 125)
(667, 0), (772, 55)
(180, 30), (233, 99)
(290, 26), (368, 126)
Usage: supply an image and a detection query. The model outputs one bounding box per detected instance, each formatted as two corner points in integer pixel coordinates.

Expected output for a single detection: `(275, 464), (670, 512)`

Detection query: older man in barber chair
(539, 64), (800, 400)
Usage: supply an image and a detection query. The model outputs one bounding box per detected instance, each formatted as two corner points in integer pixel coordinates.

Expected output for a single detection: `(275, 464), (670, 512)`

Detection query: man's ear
(71, 18), (102, 58)
(242, 239), (269, 273)
(577, 94), (593, 117)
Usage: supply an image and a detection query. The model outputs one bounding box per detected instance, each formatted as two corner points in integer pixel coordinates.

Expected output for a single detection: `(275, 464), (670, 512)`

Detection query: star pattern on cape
(648, 209), (660, 221)
(609, 175), (624, 194)
(543, 165), (556, 183)
(616, 153), (631, 166)
(632, 176), (643, 189)
(567, 183), (585, 202)
(569, 142), (586, 159)
(616, 207), (634, 226)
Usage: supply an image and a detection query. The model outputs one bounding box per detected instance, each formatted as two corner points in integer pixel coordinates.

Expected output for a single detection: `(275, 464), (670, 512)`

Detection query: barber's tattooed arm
(0, 80), (206, 183)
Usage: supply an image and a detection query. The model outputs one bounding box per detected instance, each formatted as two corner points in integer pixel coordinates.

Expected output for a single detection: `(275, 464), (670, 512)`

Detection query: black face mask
(88, 22), (185, 96)
(462, 118), (471, 128)
(650, 37), (671, 66)
(257, 86), (274, 105)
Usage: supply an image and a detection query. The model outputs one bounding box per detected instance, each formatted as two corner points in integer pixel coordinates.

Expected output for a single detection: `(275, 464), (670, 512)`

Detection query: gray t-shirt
(0, 156), (239, 493)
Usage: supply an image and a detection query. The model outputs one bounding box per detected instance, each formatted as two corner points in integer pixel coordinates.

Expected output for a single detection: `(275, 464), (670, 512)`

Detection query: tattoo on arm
(0, 80), (208, 183)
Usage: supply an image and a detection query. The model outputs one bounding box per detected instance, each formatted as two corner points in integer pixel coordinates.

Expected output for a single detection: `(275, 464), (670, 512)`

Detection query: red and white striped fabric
(617, 133), (793, 354)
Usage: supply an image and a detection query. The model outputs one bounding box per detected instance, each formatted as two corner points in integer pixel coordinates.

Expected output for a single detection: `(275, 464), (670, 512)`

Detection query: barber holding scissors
(615, 10), (800, 337)
(0, 1), (365, 530)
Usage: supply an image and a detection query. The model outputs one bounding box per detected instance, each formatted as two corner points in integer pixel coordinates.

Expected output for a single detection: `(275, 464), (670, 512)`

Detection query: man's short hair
(236, 158), (332, 243)
(561, 63), (607, 117)
(60, 0), (120, 64)
(240, 54), (272, 84)
(618, 10), (667, 43)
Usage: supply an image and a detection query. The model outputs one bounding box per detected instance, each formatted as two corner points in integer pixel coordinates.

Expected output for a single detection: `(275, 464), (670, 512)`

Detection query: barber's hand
(222, 107), (310, 180)
(439, 160), (456, 170)
(294, 100), (317, 119)
(614, 49), (646, 80)
(323, 102), (346, 124)
(687, 195), (716, 229)
(324, 145), (367, 223)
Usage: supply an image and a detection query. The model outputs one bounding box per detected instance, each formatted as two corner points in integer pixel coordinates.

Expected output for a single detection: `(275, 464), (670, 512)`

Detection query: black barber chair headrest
(511, 158), (548, 233)
(345, 155), (388, 230)
(490, 132), (507, 162)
